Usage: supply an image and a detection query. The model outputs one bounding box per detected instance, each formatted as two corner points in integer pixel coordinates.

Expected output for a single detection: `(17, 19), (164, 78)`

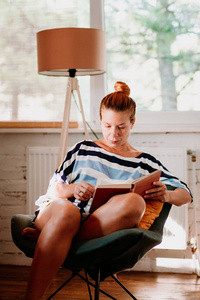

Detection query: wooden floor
(0, 265), (200, 300)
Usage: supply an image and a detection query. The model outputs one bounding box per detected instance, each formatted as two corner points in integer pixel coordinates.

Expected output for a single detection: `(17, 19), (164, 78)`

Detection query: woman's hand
(74, 181), (95, 201)
(54, 181), (95, 201)
(144, 181), (170, 203)
(144, 181), (192, 206)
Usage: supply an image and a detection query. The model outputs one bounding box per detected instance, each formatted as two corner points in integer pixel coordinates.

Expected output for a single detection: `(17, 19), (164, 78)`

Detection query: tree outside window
(105, 0), (200, 111)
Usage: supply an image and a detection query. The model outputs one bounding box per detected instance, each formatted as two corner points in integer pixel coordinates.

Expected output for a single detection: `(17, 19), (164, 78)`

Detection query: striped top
(36, 140), (191, 213)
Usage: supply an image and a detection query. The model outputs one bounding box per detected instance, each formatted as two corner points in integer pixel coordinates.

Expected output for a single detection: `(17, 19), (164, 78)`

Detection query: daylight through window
(104, 0), (200, 111)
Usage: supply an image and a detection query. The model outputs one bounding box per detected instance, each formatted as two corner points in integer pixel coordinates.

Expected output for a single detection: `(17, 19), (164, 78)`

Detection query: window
(0, 0), (90, 121)
(104, 0), (200, 111)
(1, 0), (200, 126)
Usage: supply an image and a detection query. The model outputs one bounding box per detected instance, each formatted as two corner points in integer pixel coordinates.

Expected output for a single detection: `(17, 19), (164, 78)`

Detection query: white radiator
(27, 146), (188, 250)
(27, 147), (59, 214)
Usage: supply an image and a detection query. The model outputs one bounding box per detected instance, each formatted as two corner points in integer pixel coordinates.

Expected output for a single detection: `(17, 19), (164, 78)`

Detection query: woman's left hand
(144, 181), (170, 203)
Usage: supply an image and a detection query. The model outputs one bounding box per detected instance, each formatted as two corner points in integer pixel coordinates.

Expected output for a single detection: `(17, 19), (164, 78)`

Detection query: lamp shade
(37, 28), (106, 76)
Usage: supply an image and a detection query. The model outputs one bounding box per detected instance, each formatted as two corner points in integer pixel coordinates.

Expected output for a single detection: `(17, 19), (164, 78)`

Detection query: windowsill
(0, 121), (78, 133)
(0, 111), (200, 134)
(0, 121), (78, 129)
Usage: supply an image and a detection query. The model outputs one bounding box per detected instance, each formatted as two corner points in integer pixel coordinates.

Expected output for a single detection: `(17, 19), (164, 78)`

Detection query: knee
(51, 199), (81, 234)
(122, 193), (146, 227)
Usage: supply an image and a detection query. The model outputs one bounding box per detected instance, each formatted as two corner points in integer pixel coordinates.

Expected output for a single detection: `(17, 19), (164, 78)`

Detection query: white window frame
(90, 0), (106, 126)
(90, 0), (200, 133)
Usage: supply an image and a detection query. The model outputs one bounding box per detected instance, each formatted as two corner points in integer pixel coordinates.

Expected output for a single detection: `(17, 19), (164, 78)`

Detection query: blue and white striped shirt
(36, 140), (191, 213)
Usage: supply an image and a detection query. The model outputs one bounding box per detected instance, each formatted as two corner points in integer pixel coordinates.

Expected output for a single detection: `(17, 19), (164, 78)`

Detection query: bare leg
(77, 192), (146, 240)
(24, 199), (81, 300)
(24, 193), (145, 299)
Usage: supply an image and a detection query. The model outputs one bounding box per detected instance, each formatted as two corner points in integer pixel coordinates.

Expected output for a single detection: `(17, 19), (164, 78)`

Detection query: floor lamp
(37, 28), (106, 167)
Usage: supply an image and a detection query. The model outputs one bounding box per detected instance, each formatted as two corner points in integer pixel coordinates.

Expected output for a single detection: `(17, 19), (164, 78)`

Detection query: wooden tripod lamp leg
(57, 77), (90, 169)
(57, 78), (72, 169)
(75, 79), (89, 140)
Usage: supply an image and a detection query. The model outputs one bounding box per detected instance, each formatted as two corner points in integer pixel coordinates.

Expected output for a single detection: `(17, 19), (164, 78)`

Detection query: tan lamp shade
(37, 27), (106, 76)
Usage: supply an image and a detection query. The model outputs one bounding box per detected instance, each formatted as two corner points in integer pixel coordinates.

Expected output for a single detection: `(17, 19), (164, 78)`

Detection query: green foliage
(105, 0), (200, 110)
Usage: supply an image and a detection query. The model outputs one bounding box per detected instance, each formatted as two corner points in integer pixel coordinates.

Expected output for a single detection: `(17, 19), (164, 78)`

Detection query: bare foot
(22, 227), (40, 241)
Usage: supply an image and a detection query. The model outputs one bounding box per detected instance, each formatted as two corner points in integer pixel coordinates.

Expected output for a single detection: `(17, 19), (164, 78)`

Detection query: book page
(96, 177), (133, 187)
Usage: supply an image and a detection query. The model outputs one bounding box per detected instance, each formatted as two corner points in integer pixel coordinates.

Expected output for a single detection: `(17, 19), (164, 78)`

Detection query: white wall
(0, 129), (199, 272)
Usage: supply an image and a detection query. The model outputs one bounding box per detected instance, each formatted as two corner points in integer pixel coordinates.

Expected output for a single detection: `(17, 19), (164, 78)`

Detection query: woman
(23, 81), (192, 299)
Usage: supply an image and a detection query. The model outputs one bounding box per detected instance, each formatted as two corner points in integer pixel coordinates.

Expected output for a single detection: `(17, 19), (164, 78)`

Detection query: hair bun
(114, 81), (130, 96)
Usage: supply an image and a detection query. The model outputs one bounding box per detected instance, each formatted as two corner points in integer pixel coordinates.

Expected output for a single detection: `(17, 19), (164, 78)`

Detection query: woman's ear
(130, 119), (135, 129)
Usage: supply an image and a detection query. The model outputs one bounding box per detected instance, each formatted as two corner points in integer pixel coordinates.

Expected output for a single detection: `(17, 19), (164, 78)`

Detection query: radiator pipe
(187, 150), (200, 276)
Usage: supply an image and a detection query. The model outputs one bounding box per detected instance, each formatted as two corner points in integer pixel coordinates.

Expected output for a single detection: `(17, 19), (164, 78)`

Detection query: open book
(89, 170), (161, 213)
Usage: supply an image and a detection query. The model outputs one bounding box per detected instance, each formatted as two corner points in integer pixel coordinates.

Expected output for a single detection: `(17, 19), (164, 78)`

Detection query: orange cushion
(138, 200), (164, 230)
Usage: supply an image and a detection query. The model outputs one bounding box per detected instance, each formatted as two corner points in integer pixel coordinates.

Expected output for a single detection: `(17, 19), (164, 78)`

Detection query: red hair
(99, 81), (136, 122)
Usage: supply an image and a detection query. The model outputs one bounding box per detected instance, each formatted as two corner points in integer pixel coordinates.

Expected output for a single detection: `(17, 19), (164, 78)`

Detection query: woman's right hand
(74, 181), (95, 201)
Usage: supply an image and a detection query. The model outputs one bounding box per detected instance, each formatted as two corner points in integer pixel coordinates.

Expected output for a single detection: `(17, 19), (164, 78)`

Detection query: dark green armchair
(11, 188), (174, 300)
